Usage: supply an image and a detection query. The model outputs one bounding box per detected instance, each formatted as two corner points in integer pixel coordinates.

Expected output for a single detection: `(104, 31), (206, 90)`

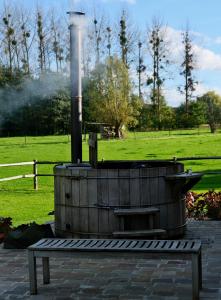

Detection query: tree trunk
(114, 125), (122, 138)
(209, 122), (216, 133)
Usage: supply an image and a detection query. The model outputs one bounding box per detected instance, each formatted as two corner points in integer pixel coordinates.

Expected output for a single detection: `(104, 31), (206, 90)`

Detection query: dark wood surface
(29, 238), (201, 254)
(114, 207), (160, 216)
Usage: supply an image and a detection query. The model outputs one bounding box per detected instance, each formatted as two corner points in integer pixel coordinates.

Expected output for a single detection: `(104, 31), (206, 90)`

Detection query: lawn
(0, 128), (221, 226)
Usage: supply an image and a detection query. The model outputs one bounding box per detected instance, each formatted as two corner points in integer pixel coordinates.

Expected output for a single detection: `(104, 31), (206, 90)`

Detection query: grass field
(0, 128), (221, 226)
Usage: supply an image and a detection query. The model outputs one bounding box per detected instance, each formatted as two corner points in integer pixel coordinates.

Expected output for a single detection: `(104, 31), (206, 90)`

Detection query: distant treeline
(0, 2), (221, 137)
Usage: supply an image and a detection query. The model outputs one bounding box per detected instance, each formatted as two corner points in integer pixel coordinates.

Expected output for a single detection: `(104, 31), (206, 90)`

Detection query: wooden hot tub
(54, 160), (202, 239)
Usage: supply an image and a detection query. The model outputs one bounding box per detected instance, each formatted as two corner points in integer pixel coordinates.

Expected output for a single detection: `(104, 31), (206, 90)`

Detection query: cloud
(193, 45), (221, 71)
(215, 37), (221, 44)
(164, 83), (221, 107)
(164, 88), (183, 107)
(195, 83), (221, 97)
(166, 26), (221, 71)
(165, 27), (183, 63)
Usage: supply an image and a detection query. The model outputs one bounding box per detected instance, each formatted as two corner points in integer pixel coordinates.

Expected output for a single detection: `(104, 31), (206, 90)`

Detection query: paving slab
(0, 220), (221, 299)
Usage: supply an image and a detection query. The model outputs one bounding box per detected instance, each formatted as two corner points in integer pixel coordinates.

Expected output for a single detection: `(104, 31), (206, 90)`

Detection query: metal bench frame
(28, 239), (202, 300)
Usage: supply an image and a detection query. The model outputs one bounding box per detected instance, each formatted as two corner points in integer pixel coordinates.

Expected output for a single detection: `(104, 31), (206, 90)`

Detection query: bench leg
(42, 257), (50, 284)
(192, 253), (200, 300)
(198, 251), (202, 289)
(28, 251), (37, 295)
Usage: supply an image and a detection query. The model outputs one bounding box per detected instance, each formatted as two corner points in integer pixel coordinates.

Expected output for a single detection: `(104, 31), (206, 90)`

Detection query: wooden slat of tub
(71, 169), (80, 234)
(158, 167), (167, 229)
(87, 169), (99, 235)
(166, 162), (185, 230)
(54, 167), (63, 232)
(119, 169), (130, 207)
(79, 169), (89, 235)
(108, 169), (120, 233)
(149, 168), (159, 206)
(165, 167), (173, 232)
(176, 181), (185, 231)
(129, 169), (140, 207)
(167, 174), (184, 233)
(98, 169), (109, 234)
(140, 168), (150, 206)
(65, 168), (72, 235)
(180, 195), (186, 229)
(59, 167), (66, 232)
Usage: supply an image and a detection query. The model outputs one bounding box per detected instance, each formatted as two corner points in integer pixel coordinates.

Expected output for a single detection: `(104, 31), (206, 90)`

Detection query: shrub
(0, 217), (13, 242)
(186, 191), (221, 220)
(0, 217), (13, 234)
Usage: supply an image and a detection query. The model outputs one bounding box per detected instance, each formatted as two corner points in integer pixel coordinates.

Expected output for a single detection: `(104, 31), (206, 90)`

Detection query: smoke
(69, 0), (77, 11)
(0, 72), (69, 124)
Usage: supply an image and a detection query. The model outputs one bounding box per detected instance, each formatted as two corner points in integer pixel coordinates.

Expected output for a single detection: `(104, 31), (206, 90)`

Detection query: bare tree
(137, 41), (146, 99)
(119, 11), (128, 66)
(147, 18), (170, 128)
(118, 10), (138, 69)
(36, 10), (46, 72)
(20, 16), (32, 74)
(178, 27), (198, 114)
(91, 14), (105, 65)
(50, 12), (65, 72)
(2, 6), (14, 73)
(106, 26), (112, 57)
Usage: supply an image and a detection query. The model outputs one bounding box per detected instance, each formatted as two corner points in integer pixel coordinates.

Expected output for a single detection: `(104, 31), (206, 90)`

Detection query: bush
(0, 217), (13, 234)
(186, 191), (221, 220)
(0, 217), (13, 242)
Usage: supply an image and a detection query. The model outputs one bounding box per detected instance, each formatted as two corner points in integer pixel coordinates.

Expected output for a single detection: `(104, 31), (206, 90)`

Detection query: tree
(119, 11), (128, 67)
(148, 90), (168, 129)
(50, 13), (64, 72)
(0, 66), (25, 130)
(87, 14), (106, 66)
(20, 15), (32, 74)
(36, 10), (46, 72)
(160, 106), (176, 130)
(178, 28), (198, 114)
(2, 11), (14, 73)
(197, 91), (221, 133)
(137, 41), (146, 99)
(147, 19), (170, 129)
(118, 10), (138, 69)
(0, 71), (70, 136)
(137, 103), (152, 130)
(175, 100), (205, 128)
(106, 26), (112, 57)
(88, 57), (141, 138)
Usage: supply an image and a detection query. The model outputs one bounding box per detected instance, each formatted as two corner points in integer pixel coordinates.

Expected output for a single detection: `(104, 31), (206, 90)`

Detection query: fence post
(33, 160), (38, 190)
(88, 133), (98, 168)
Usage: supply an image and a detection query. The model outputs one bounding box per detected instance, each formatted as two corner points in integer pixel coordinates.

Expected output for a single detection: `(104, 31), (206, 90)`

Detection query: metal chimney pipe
(68, 11), (85, 163)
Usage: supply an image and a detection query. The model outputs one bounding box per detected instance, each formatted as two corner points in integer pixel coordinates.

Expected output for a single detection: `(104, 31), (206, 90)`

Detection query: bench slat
(127, 240), (139, 249)
(65, 240), (82, 248)
(170, 241), (180, 250)
(28, 239), (201, 253)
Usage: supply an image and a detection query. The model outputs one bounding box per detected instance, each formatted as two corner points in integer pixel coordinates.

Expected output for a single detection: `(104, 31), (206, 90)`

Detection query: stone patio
(0, 220), (220, 300)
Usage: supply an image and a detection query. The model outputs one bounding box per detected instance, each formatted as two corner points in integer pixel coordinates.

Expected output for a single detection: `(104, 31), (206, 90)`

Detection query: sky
(1, 0), (221, 106)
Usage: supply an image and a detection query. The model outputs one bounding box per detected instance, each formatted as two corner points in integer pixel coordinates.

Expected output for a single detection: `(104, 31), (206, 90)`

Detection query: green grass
(0, 129), (221, 226)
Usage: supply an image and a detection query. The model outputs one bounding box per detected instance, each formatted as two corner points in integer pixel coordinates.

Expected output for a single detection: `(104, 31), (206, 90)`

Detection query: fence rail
(0, 157), (221, 190)
(0, 174), (35, 182)
(0, 160), (38, 189)
(173, 156), (221, 161)
(0, 162), (34, 167)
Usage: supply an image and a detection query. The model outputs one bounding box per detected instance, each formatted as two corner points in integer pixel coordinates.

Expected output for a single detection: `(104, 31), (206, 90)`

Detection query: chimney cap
(67, 11), (85, 16)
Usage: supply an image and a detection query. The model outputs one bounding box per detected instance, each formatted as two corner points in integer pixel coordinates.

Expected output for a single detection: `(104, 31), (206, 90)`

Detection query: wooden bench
(28, 238), (202, 300)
